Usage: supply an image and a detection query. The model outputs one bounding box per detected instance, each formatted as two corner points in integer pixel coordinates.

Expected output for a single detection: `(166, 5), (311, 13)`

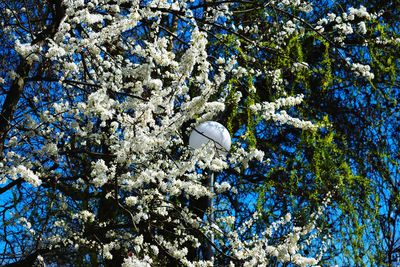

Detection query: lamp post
(189, 121), (231, 261)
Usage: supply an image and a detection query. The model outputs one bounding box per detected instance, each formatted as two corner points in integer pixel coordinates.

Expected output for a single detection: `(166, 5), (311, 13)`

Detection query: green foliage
(212, 1), (399, 265)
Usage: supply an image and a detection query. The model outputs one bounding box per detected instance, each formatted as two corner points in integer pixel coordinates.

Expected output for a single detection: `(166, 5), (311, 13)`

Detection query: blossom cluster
(315, 5), (378, 45)
(250, 95), (316, 130)
(350, 62), (375, 80)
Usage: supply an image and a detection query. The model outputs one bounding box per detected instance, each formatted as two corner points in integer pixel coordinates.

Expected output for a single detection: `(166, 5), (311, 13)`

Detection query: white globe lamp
(189, 121), (231, 153)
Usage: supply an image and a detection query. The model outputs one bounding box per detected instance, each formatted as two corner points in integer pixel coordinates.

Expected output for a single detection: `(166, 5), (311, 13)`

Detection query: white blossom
(91, 159), (109, 187)
(350, 62), (375, 80)
(11, 165), (41, 187)
(358, 21), (367, 34)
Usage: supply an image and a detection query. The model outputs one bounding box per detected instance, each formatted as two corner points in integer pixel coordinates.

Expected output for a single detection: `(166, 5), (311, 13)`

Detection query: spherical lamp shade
(189, 121), (231, 152)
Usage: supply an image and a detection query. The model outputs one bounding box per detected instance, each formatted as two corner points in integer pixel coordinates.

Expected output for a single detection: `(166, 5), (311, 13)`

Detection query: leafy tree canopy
(0, 0), (398, 266)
